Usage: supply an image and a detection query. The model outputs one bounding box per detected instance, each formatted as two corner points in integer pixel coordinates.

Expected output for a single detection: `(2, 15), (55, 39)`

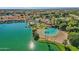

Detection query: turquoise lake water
(0, 23), (59, 51)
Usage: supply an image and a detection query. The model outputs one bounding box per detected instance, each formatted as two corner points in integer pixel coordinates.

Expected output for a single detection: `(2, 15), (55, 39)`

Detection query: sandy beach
(37, 29), (68, 44)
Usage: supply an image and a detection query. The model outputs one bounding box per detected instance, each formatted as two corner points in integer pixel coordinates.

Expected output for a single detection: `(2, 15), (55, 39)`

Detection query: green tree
(68, 32), (79, 48)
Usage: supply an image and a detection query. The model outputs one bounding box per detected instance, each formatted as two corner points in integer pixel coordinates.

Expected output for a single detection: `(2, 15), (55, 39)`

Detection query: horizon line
(0, 7), (79, 9)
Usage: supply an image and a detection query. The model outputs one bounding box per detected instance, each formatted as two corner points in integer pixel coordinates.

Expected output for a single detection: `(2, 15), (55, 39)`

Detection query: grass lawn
(66, 45), (79, 51)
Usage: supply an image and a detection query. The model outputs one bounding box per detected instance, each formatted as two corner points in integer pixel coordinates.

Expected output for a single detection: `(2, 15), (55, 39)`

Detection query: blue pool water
(43, 28), (59, 36)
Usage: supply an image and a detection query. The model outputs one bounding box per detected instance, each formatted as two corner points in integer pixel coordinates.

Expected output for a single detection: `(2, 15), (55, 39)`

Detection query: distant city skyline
(0, 7), (79, 9)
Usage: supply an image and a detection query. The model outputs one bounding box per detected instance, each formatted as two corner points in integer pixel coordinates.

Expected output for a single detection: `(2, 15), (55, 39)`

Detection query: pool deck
(37, 29), (68, 44)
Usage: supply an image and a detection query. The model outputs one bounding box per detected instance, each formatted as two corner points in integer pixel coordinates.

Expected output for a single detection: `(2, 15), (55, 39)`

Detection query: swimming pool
(43, 28), (59, 36)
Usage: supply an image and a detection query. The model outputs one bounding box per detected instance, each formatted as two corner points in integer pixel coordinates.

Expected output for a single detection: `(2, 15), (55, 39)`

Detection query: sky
(0, 0), (79, 7)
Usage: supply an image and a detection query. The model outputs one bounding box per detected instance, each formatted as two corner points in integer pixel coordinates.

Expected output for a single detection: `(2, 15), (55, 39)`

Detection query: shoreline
(0, 20), (25, 24)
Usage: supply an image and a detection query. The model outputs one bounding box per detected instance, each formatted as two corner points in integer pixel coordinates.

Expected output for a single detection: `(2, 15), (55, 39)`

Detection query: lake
(0, 22), (59, 51)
